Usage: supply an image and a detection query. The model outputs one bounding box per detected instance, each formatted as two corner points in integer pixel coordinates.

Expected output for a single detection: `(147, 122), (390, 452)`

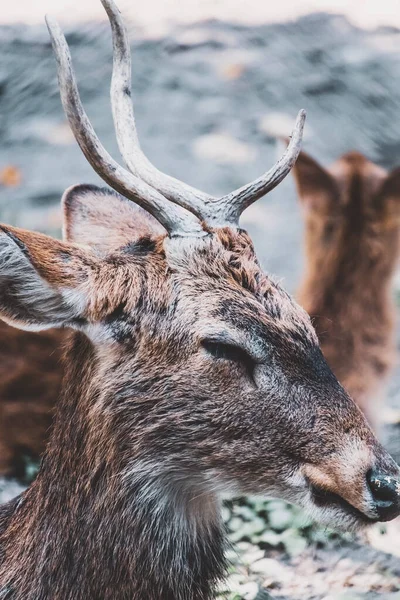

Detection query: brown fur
(0, 322), (65, 477)
(294, 150), (400, 429)
(0, 186), (399, 599)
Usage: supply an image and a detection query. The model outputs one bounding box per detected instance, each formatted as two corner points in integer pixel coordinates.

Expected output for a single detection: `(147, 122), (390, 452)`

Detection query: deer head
(0, 3), (399, 599)
(294, 150), (400, 428)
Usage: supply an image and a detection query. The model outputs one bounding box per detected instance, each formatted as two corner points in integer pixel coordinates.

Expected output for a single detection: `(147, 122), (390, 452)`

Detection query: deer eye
(201, 339), (256, 382)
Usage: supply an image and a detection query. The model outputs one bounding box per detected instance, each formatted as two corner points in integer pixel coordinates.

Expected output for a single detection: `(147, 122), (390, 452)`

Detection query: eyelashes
(201, 339), (256, 382)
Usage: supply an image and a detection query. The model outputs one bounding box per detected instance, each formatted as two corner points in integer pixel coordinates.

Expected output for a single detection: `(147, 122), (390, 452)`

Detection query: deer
(0, 322), (65, 478)
(293, 149), (400, 431)
(1, 2), (400, 598)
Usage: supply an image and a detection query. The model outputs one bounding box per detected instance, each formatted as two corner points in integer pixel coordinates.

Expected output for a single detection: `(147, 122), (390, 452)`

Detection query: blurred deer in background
(294, 150), (400, 431)
(0, 322), (65, 478)
(1, 2), (400, 598)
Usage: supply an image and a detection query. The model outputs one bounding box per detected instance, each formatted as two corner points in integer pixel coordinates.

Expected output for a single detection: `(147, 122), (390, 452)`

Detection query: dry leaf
(0, 165), (22, 187)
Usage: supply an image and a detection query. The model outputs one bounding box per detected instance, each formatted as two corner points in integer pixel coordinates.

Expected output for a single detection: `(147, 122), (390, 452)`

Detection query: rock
(254, 591), (275, 600)
(235, 541), (251, 553)
(9, 118), (75, 146)
(164, 27), (235, 53)
(322, 595), (400, 600)
(247, 497), (270, 515)
(238, 581), (260, 599)
(250, 557), (290, 582)
(220, 572), (252, 599)
(233, 504), (258, 522)
(268, 505), (295, 531)
(0, 478), (25, 503)
(280, 528), (308, 557)
(229, 517), (267, 543)
(322, 591), (400, 600)
(259, 112), (313, 139)
(192, 132), (257, 165)
(241, 547), (265, 565)
(256, 530), (282, 547)
(367, 519), (400, 558)
(322, 595), (364, 600)
(222, 505), (232, 522)
(228, 516), (245, 532)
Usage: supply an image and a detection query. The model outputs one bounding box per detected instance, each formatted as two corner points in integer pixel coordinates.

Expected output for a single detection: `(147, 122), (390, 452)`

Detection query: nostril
(368, 470), (398, 501)
(367, 469), (400, 521)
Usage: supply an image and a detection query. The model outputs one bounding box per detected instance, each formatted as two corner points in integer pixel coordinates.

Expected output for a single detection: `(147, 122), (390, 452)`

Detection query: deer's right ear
(62, 184), (165, 254)
(0, 225), (92, 332)
(292, 151), (338, 214)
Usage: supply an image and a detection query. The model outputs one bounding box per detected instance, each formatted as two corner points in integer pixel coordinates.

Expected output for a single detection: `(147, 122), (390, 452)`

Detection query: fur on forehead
(164, 228), (316, 345)
(60, 190), (313, 342)
(83, 229), (250, 313)
(164, 228), (268, 297)
(94, 226), (315, 342)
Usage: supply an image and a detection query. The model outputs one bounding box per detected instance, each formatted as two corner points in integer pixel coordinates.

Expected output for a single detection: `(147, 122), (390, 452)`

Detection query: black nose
(367, 469), (400, 521)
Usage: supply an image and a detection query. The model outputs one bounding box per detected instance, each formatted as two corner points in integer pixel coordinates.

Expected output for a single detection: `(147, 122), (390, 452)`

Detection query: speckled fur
(294, 150), (400, 429)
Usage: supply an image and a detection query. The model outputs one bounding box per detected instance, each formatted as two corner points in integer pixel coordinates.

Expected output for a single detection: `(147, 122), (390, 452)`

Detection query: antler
(100, 0), (214, 222)
(45, 16), (205, 238)
(101, 0), (306, 226)
(46, 1), (306, 235)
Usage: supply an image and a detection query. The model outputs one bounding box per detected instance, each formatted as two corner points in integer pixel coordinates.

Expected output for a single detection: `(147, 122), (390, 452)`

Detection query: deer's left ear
(0, 225), (93, 331)
(62, 184), (165, 254)
(292, 150), (338, 214)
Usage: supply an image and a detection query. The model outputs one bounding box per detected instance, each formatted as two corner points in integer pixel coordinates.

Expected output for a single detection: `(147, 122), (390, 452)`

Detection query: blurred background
(2, 1), (400, 597)
(3, 0), (400, 398)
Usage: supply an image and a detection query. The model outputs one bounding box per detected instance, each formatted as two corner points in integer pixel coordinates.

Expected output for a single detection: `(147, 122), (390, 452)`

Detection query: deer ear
(62, 184), (165, 253)
(376, 167), (400, 223)
(379, 167), (400, 201)
(292, 150), (338, 214)
(0, 225), (91, 331)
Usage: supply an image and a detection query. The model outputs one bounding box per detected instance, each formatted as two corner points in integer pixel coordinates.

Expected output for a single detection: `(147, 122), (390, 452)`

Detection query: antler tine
(45, 15), (205, 239)
(214, 110), (306, 226)
(100, 0), (215, 222)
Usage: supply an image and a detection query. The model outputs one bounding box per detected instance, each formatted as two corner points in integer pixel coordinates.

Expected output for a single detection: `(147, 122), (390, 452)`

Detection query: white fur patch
(0, 231), (86, 331)
(121, 459), (224, 537)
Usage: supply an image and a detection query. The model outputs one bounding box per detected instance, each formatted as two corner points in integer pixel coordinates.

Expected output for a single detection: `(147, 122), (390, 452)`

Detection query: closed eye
(201, 339), (256, 383)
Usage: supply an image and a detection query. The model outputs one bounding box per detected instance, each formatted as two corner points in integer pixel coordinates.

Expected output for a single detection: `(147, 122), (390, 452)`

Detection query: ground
(0, 12), (400, 599)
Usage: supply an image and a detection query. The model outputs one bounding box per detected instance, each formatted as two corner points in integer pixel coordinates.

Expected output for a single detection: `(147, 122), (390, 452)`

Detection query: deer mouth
(309, 483), (378, 525)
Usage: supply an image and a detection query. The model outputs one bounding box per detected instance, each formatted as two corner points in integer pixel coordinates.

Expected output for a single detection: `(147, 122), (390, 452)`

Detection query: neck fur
(0, 333), (227, 600)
